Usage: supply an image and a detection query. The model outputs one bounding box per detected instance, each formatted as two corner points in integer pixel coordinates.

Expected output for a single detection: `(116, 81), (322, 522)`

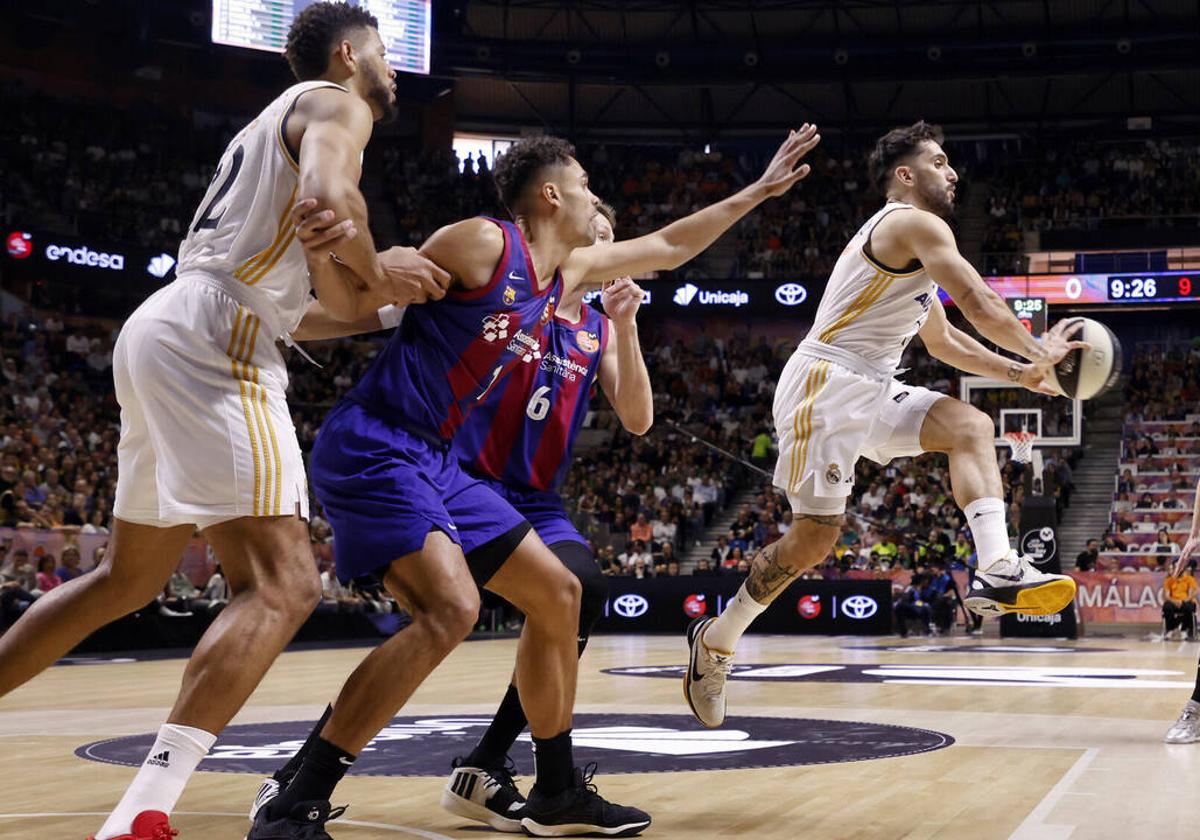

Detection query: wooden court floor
(1, 632), (1199, 839)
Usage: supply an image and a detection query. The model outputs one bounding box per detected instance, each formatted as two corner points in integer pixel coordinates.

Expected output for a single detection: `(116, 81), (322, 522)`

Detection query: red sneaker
(87, 810), (179, 840)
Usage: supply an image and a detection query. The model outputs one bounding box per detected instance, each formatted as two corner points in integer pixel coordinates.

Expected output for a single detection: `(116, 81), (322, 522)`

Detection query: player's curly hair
(868, 120), (944, 195)
(285, 2), (379, 81)
(492, 136), (577, 215)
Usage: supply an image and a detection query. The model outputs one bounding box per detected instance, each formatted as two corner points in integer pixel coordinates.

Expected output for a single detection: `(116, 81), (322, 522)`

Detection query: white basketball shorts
(113, 274), (309, 530)
(772, 345), (946, 516)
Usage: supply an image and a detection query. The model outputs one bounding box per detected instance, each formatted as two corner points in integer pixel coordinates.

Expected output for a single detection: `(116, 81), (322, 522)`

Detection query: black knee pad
(550, 541), (608, 641)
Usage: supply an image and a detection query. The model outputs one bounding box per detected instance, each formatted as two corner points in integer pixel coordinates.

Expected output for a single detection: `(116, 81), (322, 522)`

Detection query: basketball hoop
(1002, 431), (1038, 465)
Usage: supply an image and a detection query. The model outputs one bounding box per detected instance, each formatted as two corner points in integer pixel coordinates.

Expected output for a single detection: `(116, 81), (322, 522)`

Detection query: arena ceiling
(3, 0), (1197, 140)
(442, 0), (1200, 138)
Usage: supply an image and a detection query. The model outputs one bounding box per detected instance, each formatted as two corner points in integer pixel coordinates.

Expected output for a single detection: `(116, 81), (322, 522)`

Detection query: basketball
(1046, 317), (1122, 400)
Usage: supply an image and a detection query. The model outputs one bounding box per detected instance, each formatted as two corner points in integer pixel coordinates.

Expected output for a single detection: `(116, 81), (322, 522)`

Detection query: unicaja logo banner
(673, 284), (699, 306)
(673, 283), (750, 307)
(840, 595), (878, 619)
(613, 593), (649, 618)
(774, 283), (808, 306)
(45, 242), (125, 270)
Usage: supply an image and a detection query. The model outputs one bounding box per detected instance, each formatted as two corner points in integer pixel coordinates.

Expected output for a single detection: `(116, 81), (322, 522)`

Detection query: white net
(1002, 431), (1038, 464)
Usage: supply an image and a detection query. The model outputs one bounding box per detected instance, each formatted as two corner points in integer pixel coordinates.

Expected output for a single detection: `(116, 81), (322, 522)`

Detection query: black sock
(276, 704), (334, 782)
(467, 683), (528, 769)
(267, 736), (356, 819)
(532, 730), (574, 797)
(1192, 656), (1200, 703)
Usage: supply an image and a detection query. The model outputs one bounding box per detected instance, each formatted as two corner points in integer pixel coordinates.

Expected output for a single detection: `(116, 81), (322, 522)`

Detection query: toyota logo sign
(774, 283), (808, 306)
(613, 594), (649, 618)
(841, 595), (878, 619)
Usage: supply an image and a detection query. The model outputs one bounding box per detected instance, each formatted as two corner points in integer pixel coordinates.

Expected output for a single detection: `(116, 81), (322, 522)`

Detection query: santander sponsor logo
(6, 231), (33, 259)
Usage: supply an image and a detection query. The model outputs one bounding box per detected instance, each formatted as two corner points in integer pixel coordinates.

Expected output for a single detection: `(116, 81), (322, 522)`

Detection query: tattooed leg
(702, 514), (844, 653)
(745, 513), (843, 604)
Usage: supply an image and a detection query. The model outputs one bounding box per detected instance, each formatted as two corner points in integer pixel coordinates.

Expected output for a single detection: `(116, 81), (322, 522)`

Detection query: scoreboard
(973, 270), (1200, 306)
(212, 1), (431, 75)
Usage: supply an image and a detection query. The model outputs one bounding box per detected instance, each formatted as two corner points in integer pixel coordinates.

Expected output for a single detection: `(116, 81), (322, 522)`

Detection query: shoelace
(485, 756), (520, 791)
(702, 652), (734, 699)
(576, 762), (600, 796)
(1179, 706), (1199, 724)
(149, 825), (178, 840)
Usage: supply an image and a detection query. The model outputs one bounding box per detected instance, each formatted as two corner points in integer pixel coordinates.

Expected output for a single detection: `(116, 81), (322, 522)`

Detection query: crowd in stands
(1099, 339), (1200, 571)
(982, 137), (1200, 274)
(0, 80), (232, 253)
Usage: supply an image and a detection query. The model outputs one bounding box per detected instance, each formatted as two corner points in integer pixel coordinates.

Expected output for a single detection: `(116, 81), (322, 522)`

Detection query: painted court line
(1008, 747), (1099, 840)
(0, 811), (453, 839)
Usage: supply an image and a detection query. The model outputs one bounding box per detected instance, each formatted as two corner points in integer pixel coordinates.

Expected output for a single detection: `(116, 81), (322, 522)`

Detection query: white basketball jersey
(176, 81), (347, 337)
(805, 202), (940, 371)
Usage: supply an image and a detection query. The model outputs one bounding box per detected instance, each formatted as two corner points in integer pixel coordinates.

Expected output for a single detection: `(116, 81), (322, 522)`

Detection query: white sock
(703, 583), (768, 652)
(964, 497), (1011, 570)
(95, 723), (217, 839)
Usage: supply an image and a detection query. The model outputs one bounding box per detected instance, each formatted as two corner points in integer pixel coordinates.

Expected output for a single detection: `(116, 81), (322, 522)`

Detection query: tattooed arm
(745, 513), (842, 603)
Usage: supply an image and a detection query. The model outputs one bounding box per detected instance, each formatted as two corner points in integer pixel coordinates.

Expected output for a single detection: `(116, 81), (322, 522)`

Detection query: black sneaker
(441, 755), (526, 832)
(520, 764), (651, 837)
(244, 799), (345, 840)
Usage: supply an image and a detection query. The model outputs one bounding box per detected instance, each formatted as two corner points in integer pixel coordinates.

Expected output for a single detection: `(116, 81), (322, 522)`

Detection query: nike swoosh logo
(338, 757), (354, 765)
(508, 271), (524, 281)
(987, 570), (1027, 583)
(690, 656), (706, 684)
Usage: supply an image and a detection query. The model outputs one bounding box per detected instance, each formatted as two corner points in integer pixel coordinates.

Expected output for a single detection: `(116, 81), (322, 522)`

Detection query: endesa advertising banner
(594, 576), (892, 635)
(4, 227), (177, 284)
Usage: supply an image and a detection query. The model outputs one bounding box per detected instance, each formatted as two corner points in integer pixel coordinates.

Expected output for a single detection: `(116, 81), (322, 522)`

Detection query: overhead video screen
(212, 1), (431, 76)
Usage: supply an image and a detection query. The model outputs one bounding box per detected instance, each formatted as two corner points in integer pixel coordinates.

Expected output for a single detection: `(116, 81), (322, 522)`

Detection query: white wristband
(377, 304), (404, 330)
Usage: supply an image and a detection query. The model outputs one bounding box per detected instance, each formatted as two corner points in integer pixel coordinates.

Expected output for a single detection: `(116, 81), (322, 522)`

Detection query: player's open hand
(1016, 363), (1063, 397)
(755, 124), (821, 198)
(290, 199), (356, 265)
(1033, 317), (1091, 379)
(1170, 535), (1199, 578)
(602, 276), (643, 324)
(379, 246), (452, 306)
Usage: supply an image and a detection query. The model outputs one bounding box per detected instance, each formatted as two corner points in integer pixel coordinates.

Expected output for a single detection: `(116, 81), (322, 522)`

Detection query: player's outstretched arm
(564, 126), (820, 291)
(898, 210), (1088, 380)
(597, 277), (653, 435)
(292, 299), (403, 342)
(917, 299), (1059, 395)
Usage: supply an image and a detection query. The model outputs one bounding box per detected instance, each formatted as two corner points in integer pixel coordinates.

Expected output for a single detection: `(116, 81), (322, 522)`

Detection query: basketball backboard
(959, 376), (1082, 447)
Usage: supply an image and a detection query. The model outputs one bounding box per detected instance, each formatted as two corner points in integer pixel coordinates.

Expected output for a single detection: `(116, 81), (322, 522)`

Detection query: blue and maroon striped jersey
(453, 302), (609, 492)
(346, 219), (561, 440)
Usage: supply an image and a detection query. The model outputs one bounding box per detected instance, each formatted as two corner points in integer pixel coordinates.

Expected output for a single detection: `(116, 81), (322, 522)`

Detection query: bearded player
(685, 120), (1089, 729)
(0, 6), (449, 839)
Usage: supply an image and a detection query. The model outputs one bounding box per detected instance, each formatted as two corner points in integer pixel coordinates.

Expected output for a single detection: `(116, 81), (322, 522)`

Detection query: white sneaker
(1165, 700), (1200, 744)
(964, 550), (1076, 617)
(441, 758), (526, 833)
(248, 776), (280, 821)
(683, 617), (734, 728)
